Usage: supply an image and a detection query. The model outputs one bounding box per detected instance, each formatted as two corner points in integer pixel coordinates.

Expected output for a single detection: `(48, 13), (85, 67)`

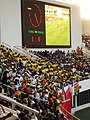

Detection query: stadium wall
(0, 0), (82, 50)
(82, 20), (90, 35)
(72, 78), (90, 113)
(0, 0), (22, 48)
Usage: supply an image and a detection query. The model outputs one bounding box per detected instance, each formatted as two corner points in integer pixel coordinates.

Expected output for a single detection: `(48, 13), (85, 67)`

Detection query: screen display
(21, 0), (71, 48)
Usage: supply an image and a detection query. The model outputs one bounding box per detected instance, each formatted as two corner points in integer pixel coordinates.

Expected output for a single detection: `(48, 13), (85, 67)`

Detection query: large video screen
(21, 0), (71, 48)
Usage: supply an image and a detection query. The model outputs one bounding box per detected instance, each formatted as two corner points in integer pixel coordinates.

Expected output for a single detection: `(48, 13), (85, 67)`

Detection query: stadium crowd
(0, 44), (90, 120)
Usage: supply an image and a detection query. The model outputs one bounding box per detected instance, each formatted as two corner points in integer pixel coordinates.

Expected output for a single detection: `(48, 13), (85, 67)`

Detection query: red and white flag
(61, 86), (72, 120)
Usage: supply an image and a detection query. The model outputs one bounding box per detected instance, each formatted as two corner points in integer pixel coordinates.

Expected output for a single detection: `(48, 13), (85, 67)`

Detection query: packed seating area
(32, 46), (90, 79)
(0, 44), (90, 120)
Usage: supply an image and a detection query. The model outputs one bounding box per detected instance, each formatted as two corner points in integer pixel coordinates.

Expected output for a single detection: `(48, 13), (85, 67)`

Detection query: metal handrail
(34, 52), (50, 61)
(60, 105), (80, 120)
(13, 46), (38, 59)
(1, 42), (11, 48)
(0, 82), (48, 103)
(0, 94), (39, 114)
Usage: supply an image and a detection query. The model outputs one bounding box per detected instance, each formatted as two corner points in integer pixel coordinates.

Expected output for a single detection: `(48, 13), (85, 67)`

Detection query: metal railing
(33, 51), (50, 62)
(13, 46), (38, 60)
(60, 105), (80, 120)
(1, 42), (11, 48)
(0, 94), (39, 114)
(0, 82), (48, 103)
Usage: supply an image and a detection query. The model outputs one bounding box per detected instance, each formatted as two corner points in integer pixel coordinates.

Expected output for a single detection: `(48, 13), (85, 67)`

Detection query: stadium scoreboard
(21, 0), (71, 48)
